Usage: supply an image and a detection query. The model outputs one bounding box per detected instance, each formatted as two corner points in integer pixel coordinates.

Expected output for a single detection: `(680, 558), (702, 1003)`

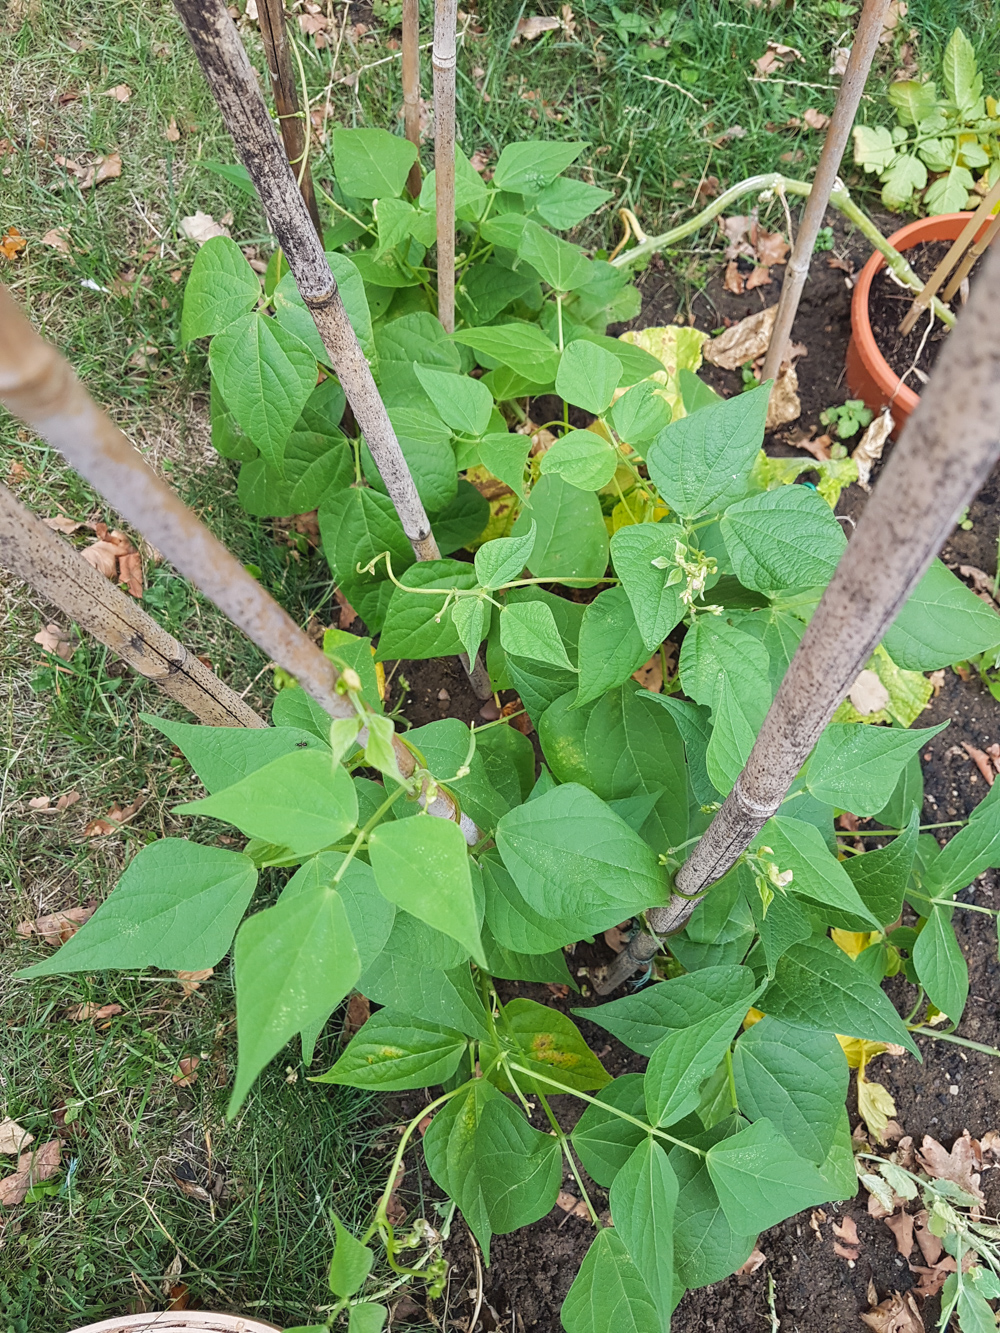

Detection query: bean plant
(19, 127), (1000, 1332)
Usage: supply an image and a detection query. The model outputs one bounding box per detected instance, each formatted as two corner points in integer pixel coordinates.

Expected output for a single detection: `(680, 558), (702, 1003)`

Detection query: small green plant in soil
(852, 27), (1000, 215)
(18, 353), (1000, 1328)
(820, 398), (874, 440)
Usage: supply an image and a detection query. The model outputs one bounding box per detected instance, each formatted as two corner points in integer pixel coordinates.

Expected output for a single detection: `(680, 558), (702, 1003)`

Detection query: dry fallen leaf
(83, 794), (144, 837)
(830, 45), (851, 77)
(0, 1139), (62, 1207)
(603, 925), (629, 954)
(850, 669), (891, 716)
(344, 992), (371, 1038)
(33, 621), (78, 660)
(0, 1119), (33, 1156)
(177, 968), (213, 998)
(917, 1132), (985, 1205)
(832, 1214), (861, 1261)
(755, 228), (789, 267)
(736, 1247), (767, 1275)
(765, 362), (801, 430)
(632, 654), (664, 694)
(912, 1209), (943, 1265)
(39, 227), (72, 255)
(0, 226), (27, 260)
(745, 265), (772, 291)
(880, 0), (907, 42)
(513, 14), (561, 43)
(54, 152), (122, 190)
(860, 1290), (924, 1333)
(42, 513), (86, 534)
(724, 260), (745, 295)
(163, 116), (181, 142)
(172, 1056), (201, 1087)
(853, 410), (893, 490)
(161, 1252), (183, 1299)
(103, 83), (132, 102)
(703, 305), (778, 370)
(963, 742), (995, 786)
(17, 904), (96, 944)
(65, 1002), (123, 1022)
(883, 1210), (915, 1258)
(858, 1066), (898, 1145)
(179, 211), (231, 244)
(804, 108), (831, 131)
(753, 41), (803, 77)
(81, 538), (120, 579)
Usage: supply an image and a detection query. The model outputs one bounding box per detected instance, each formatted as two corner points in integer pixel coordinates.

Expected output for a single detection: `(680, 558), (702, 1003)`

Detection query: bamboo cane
(256, 0), (323, 239)
(0, 286), (479, 840)
(402, 0), (423, 200)
(759, 0), (891, 385)
(432, 0), (458, 333)
(941, 209), (1000, 303)
(899, 178), (1000, 335)
(596, 239), (1000, 993)
(173, 0), (492, 697)
(0, 483), (266, 728)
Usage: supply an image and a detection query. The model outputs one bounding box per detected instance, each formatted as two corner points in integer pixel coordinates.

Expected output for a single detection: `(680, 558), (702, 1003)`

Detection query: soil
(868, 239), (984, 387)
(367, 206), (1000, 1332)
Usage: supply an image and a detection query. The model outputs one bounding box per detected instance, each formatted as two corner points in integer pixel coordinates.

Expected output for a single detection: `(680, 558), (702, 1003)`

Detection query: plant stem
(332, 782), (409, 883)
(432, 0), (458, 332)
(536, 1092), (601, 1227)
(907, 1027), (1000, 1058)
(611, 173), (955, 328)
(504, 1062), (705, 1156)
(256, 0), (322, 237)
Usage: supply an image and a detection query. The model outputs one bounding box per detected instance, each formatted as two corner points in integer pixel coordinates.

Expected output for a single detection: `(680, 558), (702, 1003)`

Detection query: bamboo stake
(899, 178), (1000, 335)
(0, 286), (479, 840)
(432, 0), (458, 333)
(173, 0), (437, 563)
(596, 240), (1000, 993)
(173, 0), (492, 697)
(402, 0), (423, 200)
(0, 483), (266, 728)
(941, 210), (1000, 303)
(759, 0), (890, 385)
(256, 0), (323, 239)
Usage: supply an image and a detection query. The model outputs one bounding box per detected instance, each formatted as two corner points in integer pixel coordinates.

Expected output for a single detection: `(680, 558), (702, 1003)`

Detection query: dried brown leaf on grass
(83, 794), (145, 837)
(33, 621), (79, 659)
(40, 227), (72, 253)
(0, 1120), (33, 1156)
(172, 1056), (201, 1087)
(17, 904), (96, 944)
(0, 1139), (62, 1207)
(765, 363), (801, 430)
(27, 791), (81, 813)
(832, 1214), (861, 1260)
(830, 46), (851, 77)
(513, 14), (560, 42)
(0, 227), (27, 260)
(753, 42), (803, 77)
(735, 1248), (766, 1275)
(860, 1290), (924, 1333)
(179, 211), (231, 244)
(103, 84), (132, 101)
(42, 514), (86, 534)
(65, 1002), (123, 1022)
(344, 992), (371, 1038)
(163, 117), (181, 142)
(177, 968), (213, 998)
(54, 151), (122, 189)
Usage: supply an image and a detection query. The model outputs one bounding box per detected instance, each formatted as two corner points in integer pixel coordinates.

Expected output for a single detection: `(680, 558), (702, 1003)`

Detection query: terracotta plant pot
(845, 211), (996, 433)
(70, 1313), (280, 1333)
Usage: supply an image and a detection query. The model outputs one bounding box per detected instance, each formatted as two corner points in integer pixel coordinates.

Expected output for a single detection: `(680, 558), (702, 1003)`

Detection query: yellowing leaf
(831, 929), (879, 961)
(836, 1035), (888, 1069)
(857, 1067), (897, 1144)
(617, 325), (708, 420)
(743, 1006), (766, 1029)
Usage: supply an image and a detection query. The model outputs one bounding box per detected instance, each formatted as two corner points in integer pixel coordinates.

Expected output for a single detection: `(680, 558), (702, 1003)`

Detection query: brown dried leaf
(103, 83), (131, 102)
(753, 42), (803, 77)
(0, 1139), (62, 1207)
(172, 1056), (201, 1087)
(28, 795), (51, 811)
(0, 1120), (33, 1156)
(909, 1257), (955, 1299)
(163, 117), (181, 142)
(632, 654), (663, 694)
(832, 1216), (860, 1247)
(853, 410), (894, 491)
(963, 742), (996, 786)
(754, 228), (789, 267)
(917, 1132), (985, 1205)
(765, 362), (801, 430)
(83, 795), (144, 837)
(0, 227), (27, 260)
(830, 46), (851, 77)
(787, 428), (832, 463)
(884, 1210), (915, 1257)
(54, 151), (121, 190)
(745, 265), (772, 290)
(81, 538), (120, 579)
(958, 565), (1000, 610)
(860, 1290), (924, 1333)
(513, 14), (561, 43)
(39, 226), (72, 254)
(65, 1002), (123, 1022)
(736, 1247), (766, 1275)
(912, 1213), (942, 1265)
(723, 261), (745, 294)
(119, 549), (144, 598)
(345, 992), (371, 1038)
(803, 108), (831, 131)
(177, 968), (213, 998)
(43, 513), (86, 533)
(850, 669), (891, 717)
(703, 305), (778, 370)
(603, 926), (629, 954)
(178, 211), (230, 244)
(17, 904), (96, 944)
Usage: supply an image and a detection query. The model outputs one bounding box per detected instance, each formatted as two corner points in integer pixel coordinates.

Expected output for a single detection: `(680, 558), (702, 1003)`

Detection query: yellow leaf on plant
(836, 1035), (888, 1069)
(743, 1006), (766, 1029)
(857, 1067), (897, 1144)
(831, 929), (878, 961)
(617, 325), (708, 421)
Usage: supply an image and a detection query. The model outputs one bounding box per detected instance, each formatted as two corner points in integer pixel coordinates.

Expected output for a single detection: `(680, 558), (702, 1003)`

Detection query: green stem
(907, 1026), (1000, 1058)
(612, 174), (956, 328)
(556, 295), (564, 352)
(505, 1062), (705, 1156)
(332, 782), (408, 885)
(536, 1091), (602, 1228)
(313, 181), (375, 236)
(724, 1046), (739, 1113)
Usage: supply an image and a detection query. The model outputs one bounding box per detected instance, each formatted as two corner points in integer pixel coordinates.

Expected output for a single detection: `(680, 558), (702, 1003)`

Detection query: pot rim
(64, 1313), (282, 1333)
(850, 211), (984, 417)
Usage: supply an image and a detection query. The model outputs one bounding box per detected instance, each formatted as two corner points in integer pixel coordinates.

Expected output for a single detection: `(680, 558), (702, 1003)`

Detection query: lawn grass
(2, 0), (1000, 1327)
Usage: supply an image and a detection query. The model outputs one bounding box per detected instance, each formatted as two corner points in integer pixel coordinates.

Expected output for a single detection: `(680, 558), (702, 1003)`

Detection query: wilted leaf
(0, 1139), (62, 1207)
(65, 1002), (123, 1022)
(0, 1120), (33, 1156)
(81, 539), (120, 579)
(883, 1211), (914, 1258)
(917, 1132), (985, 1205)
(830, 46), (851, 77)
(177, 968), (213, 998)
(17, 904), (96, 944)
(745, 265), (772, 290)
(755, 229), (789, 266)
(83, 795), (144, 837)
(849, 669), (891, 716)
(853, 410), (893, 491)
(858, 1068), (898, 1144)
(344, 992), (371, 1037)
(765, 362), (801, 429)
(860, 1291), (924, 1333)
(832, 1214), (860, 1260)
(102, 84), (132, 101)
(703, 305), (778, 370)
(42, 514), (85, 534)
(736, 1248), (767, 1275)
(54, 152), (121, 190)
(724, 261), (745, 294)
(179, 211), (231, 244)
(804, 108), (831, 130)
(1, 227), (27, 260)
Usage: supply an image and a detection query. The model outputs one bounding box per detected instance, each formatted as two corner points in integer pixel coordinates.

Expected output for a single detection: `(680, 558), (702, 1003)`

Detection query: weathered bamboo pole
(759, 0), (890, 385)
(173, 0), (437, 563)
(0, 483), (265, 728)
(597, 240), (1000, 992)
(173, 0), (492, 697)
(256, 0), (323, 239)
(0, 286), (479, 840)
(432, 0), (458, 333)
(402, 0), (423, 200)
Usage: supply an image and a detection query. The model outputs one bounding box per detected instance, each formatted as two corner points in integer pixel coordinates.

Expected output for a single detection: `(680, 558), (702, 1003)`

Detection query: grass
(2, 0), (999, 1327)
